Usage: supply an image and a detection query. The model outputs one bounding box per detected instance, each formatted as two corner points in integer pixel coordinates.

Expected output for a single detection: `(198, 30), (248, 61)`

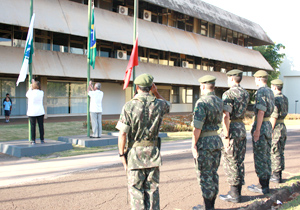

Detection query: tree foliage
(253, 43), (286, 86)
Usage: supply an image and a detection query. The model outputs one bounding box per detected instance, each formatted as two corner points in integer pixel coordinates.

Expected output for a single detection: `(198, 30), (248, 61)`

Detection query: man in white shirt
(88, 81), (104, 138)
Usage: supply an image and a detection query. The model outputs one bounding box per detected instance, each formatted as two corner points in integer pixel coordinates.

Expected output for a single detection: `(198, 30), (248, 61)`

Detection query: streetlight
(296, 100), (299, 114)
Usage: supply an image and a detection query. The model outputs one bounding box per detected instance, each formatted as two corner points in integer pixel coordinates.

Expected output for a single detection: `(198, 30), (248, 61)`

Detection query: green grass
(280, 195), (300, 210)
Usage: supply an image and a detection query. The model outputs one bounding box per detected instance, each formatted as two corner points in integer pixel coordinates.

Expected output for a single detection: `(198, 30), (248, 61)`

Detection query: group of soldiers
(116, 70), (288, 210)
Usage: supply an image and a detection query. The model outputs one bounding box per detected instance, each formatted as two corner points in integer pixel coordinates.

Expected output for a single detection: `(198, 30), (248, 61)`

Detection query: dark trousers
(29, 115), (44, 141)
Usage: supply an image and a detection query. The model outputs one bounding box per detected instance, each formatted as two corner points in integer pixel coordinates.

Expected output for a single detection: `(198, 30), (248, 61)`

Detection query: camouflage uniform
(222, 84), (250, 186)
(193, 91), (223, 200)
(251, 84), (275, 180)
(271, 93), (288, 173)
(116, 92), (170, 210)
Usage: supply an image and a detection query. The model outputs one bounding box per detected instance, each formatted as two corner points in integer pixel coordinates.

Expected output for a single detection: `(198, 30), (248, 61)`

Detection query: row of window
(1, 23), (255, 74)
(70, 0), (254, 47)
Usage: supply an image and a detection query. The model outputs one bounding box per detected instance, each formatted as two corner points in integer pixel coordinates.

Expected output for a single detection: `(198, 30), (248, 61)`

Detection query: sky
(204, 0), (300, 70)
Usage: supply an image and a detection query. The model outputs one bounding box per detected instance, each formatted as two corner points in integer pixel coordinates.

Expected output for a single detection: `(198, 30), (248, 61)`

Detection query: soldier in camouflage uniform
(269, 79), (288, 183)
(192, 75), (223, 210)
(116, 73), (170, 210)
(247, 70), (275, 195)
(219, 70), (250, 203)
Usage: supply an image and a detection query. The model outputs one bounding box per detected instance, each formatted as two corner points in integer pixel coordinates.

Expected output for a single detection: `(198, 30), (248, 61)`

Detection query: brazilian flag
(89, 5), (96, 69)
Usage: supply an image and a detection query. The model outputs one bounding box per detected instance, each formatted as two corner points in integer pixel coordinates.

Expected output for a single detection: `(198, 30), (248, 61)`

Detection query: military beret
(226, 69), (243, 76)
(134, 73), (154, 87)
(271, 79), (283, 86)
(253, 70), (269, 78)
(198, 75), (216, 84)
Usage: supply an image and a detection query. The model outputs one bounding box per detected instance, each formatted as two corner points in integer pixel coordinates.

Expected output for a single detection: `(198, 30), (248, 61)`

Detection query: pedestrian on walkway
(219, 70), (250, 203)
(116, 73), (170, 210)
(26, 79), (45, 145)
(3, 97), (12, 123)
(192, 75), (223, 210)
(247, 70), (275, 195)
(88, 81), (103, 138)
(270, 79), (288, 183)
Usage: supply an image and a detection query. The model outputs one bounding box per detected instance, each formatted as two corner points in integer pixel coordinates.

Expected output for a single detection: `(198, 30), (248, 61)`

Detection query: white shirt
(88, 90), (103, 113)
(26, 89), (45, 116)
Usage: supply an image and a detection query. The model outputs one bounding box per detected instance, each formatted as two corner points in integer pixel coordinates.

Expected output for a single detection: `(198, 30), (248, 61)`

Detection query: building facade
(0, 0), (273, 117)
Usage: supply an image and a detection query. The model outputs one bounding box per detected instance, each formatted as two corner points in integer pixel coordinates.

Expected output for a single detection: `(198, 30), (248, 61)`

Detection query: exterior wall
(101, 82), (125, 115)
(282, 76), (300, 114)
(170, 104), (193, 113)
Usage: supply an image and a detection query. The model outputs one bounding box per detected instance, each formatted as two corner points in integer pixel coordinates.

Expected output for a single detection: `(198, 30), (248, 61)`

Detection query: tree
(253, 43), (286, 86)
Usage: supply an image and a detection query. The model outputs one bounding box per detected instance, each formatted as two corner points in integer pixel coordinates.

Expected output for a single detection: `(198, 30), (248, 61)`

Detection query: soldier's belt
(200, 130), (218, 138)
(230, 119), (244, 123)
(253, 117), (270, 122)
(276, 119), (285, 124)
(128, 139), (158, 148)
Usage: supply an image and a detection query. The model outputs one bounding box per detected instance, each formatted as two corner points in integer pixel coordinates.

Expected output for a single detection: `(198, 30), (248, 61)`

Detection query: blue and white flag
(16, 13), (35, 86)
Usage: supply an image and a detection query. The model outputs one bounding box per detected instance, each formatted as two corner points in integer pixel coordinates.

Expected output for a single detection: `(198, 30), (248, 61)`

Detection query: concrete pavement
(1, 125), (299, 188)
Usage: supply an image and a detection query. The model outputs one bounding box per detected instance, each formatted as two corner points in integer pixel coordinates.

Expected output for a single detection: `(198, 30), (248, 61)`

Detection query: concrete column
(40, 77), (48, 119)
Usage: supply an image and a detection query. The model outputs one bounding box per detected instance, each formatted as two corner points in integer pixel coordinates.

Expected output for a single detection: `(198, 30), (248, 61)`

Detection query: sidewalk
(1, 125), (299, 188)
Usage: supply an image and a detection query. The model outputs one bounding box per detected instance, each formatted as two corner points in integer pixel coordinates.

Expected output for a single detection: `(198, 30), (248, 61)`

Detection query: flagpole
(28, 0), (33, 142)
(87, 0), (92, 137)
(132, 0), (138, 97)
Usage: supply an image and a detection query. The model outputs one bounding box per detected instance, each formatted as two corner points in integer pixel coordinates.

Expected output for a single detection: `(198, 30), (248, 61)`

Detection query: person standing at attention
(247, 70), (275, 195)
(116, 73), (170, 210)
(88, 81), (103, 138)
(26, 79), (45, 145)
(219, 70), (250, 203)
(269, 79), (288, 183)
(192, 75), (223, 210)
(3, 97), (12, 123)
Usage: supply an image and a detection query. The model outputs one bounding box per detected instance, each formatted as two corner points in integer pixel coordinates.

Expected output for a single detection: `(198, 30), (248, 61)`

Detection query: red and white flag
(123, 36), (138, 90)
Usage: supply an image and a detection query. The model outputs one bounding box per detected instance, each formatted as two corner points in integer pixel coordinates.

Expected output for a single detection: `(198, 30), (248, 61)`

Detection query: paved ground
(0, 126), (300, 210)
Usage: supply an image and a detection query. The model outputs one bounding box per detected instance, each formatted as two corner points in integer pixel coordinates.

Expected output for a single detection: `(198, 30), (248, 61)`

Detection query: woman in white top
(26, 79), (45, 145)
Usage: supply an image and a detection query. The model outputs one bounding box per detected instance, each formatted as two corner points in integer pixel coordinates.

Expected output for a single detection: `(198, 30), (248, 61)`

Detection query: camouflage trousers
(251, 122), (272, 179)
(127, 167), (160, 210)
(222, 136), (247, 186)
(195, 136), (222, 200)
(271, 123), (287, 173)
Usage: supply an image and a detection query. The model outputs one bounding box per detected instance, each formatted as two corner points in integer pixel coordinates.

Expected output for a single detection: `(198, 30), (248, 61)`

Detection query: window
(13, 26), (27, 48)
(169, 52), (180, 67)
(186, 88), (193, 103)
(238, 33), (244, 46)
(159, 51), (169, 66)
(157, 89), (170, 101)
(215, 26), (221, 40)
(227, 29), (233, 43)
(70, 35), (85, 55)
(0, 24), (12, 47)
(208, 23), (214, 38)
(53, 33), (69, 53)
(233, 31), (238, 44)
(221, 27), (227, 41)
(172, 87), (179, 103)
(186, 16), (193, 32)
(139, 47), (148, 63)
(149, 49), (158, 64)
(201, 20), (208, 36)
(47, 82), (70, 114)
(35, 29), (51, 50)
(100, 40), (112, 57)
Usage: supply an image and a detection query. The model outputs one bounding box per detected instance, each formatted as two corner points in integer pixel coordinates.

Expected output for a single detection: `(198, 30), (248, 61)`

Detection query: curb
(243, 182), (300, 210)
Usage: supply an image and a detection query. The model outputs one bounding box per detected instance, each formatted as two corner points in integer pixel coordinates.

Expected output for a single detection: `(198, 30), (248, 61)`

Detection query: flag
(16, 13), (35, 86)
(123, 36), (138, 90)
(88, 4), (96, 69)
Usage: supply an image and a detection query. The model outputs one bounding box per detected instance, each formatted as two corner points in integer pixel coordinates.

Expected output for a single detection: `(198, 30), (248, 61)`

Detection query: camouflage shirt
(254, 84), (275, 117)
(271, 92), (288, 121)
(116, 92), (170, 170)
(193, 91), (223, 132)
(222, 84), (250, 120)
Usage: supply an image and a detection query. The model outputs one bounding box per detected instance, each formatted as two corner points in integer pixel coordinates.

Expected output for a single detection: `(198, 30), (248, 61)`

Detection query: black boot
(204, 197), (215, 210)
(237, 184), (242, 196)
(219, 185), (241, 203)
(260, 178), (270, 195)
(270, 171), (282, 183)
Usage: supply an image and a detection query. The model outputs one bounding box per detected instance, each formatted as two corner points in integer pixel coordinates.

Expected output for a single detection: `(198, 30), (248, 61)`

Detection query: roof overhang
(0, 46), (257, 90)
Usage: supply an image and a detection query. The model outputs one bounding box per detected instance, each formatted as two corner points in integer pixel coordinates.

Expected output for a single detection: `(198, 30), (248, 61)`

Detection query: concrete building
(0, 0), (273, 118)
(279, 57), (300, 114)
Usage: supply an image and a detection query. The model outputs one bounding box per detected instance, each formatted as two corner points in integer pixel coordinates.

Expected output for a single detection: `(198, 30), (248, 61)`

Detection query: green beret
(134, 73), (154, 87)
(198, 75), (216, 84)
(226, 69), (243, 76)
(271, 79), (283, 86)
(253, 70), (269, 78)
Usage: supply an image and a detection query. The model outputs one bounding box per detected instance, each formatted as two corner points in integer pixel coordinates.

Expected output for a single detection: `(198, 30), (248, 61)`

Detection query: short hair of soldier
(32, 81), (41, 90)
(138, 85), (152, 92)
(273, 84), (283, 91)
(203, 82), (215, 90)
(259, 77), (268, 83)
(231, 75), (242, 83)
(95, 83), (101, 90)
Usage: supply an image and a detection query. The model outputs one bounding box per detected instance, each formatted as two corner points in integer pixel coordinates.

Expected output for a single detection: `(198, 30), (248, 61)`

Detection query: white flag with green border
(16, 13), (35, 86)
